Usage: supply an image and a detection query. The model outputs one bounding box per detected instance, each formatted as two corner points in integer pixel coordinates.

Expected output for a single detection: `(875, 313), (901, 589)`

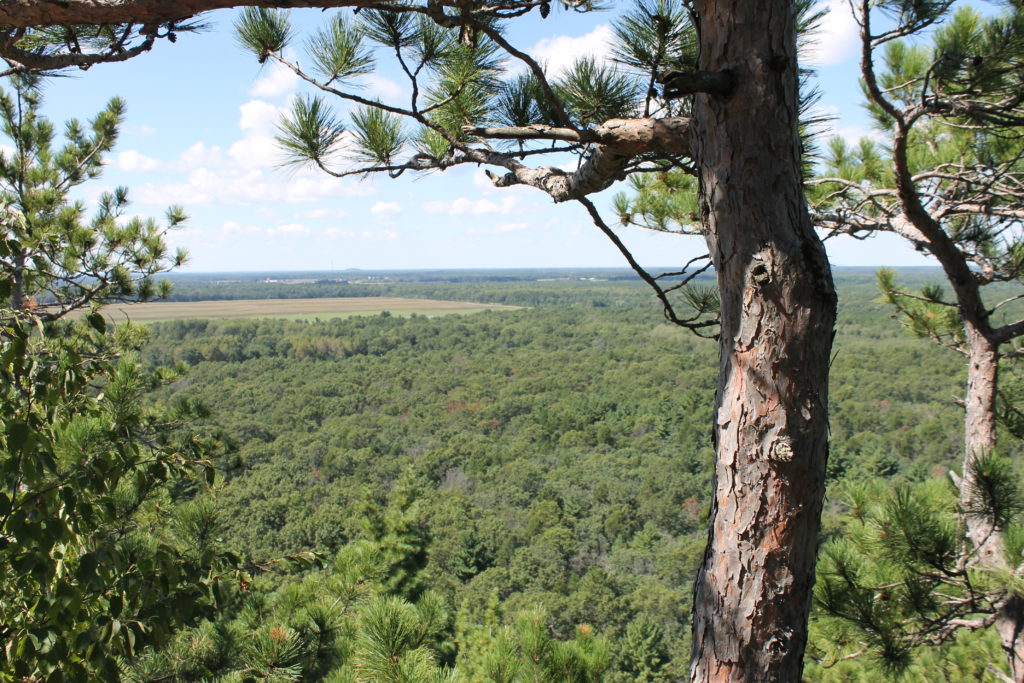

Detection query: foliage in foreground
(125, 496), (614, 682)
(0, 76), (239, 679)
(809, 463), (1024, 681)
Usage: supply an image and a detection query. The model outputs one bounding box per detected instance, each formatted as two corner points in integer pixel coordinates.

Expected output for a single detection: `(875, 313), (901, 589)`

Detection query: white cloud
(324, 227), (353, 239)
(525, 25), (613, 77)
(142, 99), (378, 208)
(804, 0), (860, 67)
(362, 229), (399, 241)
(297, 208), (350, 220)
(371, 201), (402, 216)
(285, 173), (374, 203)
(228, 134), (281, 167)
(114, 150), (160, 172)
(323, 227), (399, 241)
(495, 222), (528, 233)
(239, 99), (283, 135)
(114, 213), (148, 226)
(172, 142), (225, 171)
(268, 222), (310, 237)
(363, 74), (405, 102)
(423, 196), (520, 216)
(468, 222), (529, 235)
(137, 165), (374, 206)
(223, 221), (264, 235)
(812, 103), (884, 145)
(249, 61), (299, 98)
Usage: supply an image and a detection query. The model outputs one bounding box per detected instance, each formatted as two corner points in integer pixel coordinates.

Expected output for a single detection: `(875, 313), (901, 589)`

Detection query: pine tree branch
(271, 53), (420, 122)
(658, 69), (735, 99)
(0, 25), (160, 74)
(0, 0), (409, 27)
(993, 318), (1024, 346)
(988, 664), (1015, 683)
(938, 204), (1024, 222)
(473, 119), (691, 202)
(464, 117), (691, 156)
(856, 0), (905, 128)
(815, 648), (867, 669)
(577, 196), (718, 337)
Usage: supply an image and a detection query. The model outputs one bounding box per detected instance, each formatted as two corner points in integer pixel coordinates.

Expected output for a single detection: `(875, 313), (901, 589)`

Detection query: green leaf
(359, 9), (417, 49)
(611, 0), (696, 75)
(556, 56), (641, 125)
(6, 420), (29, 453)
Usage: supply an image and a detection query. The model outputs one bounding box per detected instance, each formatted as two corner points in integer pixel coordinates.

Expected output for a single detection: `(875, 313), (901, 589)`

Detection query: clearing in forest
(84, 297), (520, 322)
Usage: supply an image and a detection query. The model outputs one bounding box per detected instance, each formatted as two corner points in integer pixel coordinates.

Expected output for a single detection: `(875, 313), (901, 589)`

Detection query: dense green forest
(105, 271), (1011, 680)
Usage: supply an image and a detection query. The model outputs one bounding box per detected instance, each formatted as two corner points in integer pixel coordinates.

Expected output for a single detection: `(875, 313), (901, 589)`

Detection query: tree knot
(769, 439), (794, 463)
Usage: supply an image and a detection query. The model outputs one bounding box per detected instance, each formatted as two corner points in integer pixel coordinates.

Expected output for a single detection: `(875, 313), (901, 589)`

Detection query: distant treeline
(160, 279), (680, 309)
(156, 268), (956, 313)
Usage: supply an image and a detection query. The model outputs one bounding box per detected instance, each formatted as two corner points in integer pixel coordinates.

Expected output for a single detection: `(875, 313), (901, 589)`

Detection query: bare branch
(577, 196), (718, 337)
(0, 25), (159, 74)
(465, 117), (691, 156)
(0, 0), (438, 28)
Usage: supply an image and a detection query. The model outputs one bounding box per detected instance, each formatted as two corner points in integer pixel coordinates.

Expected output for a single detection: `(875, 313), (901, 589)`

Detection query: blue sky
(25, 2), (949, 272)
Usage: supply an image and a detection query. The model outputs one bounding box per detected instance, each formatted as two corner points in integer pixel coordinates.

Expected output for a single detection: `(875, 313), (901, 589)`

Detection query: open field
(85, 297), (521, 322)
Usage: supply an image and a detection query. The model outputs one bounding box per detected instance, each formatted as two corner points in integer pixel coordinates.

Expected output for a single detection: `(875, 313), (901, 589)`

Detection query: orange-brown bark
(688, 1), (836, 681)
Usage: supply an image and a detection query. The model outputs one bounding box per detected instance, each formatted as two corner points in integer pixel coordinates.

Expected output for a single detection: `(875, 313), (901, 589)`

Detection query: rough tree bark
(962, 325), (1024, 683)
(688, 2), (837, 681)
(997, 596), (1024, 683)
(0, 0), (370, 26)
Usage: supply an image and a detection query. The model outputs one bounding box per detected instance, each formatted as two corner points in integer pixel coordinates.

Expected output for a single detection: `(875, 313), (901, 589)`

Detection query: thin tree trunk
(10, 252), (25, 311)
(996, 597), (1024, 683)
(958, 327), (1024, 682)
(960, 325), (999, 565)
(688, 2), (837, 681)
(964, 325), (999, 468)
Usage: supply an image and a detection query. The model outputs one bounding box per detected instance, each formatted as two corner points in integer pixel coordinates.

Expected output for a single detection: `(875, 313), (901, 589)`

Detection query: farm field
(85, 297), (520, 322)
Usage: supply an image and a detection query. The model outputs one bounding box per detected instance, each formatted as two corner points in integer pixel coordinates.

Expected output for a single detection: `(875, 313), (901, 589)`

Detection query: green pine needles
(811, 459), (1024, 677)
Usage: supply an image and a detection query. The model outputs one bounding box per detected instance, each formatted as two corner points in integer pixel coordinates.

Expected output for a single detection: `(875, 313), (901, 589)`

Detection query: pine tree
(0, 76), (187, 319)
(0, 76), (242, 680)
(809, 3), (1024, 678)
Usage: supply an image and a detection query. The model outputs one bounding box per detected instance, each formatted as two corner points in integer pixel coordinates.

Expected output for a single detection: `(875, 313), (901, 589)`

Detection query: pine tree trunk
(688, 2), (837, 681)
(995, 597), (1024, 683)
(11, 252), (25, 311)
(964, 326), (998, 467)
(961, 326), (1000, 565)
(959, 328), (1024, 682)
